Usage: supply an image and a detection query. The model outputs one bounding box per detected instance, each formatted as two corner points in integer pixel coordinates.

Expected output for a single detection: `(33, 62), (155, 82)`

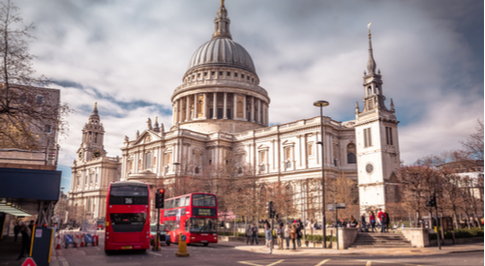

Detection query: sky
(15, 0), (484, 192)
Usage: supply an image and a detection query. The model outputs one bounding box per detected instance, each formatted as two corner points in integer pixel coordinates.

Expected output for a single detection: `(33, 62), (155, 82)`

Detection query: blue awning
(0, 167), (61, 201)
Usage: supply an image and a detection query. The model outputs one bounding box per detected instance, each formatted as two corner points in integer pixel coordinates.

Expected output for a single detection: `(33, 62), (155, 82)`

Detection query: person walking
(360, 213), (367, 232)
(245, 225), (252, 245)
(284, 224), (291, 250)
(276, 224), (284, 250)
(265, 224), (273, 254)
(296, 223), (302, 247)
(16, 224), (31, 260)
(290, 224), (297, 250)
(377, 208), (387, 233)
(28, 220), (34, 233)
(369, 211), (376, 232)
(385, 211), (391, 232)
(251, 223), (258, 245)
(13, 222), (20, 242)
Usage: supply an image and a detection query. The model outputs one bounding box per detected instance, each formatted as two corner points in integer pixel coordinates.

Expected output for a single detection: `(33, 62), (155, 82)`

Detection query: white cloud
(14, 0), (482, 190)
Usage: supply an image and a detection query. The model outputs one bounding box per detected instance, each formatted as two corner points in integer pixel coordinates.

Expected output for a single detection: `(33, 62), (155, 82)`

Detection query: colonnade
(172, 92), (268, 126)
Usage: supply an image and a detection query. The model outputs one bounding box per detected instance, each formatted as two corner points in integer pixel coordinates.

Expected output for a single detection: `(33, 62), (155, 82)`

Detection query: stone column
(258, 99), (261, 124)
(251, 97), (255, 122)
(193, 94), (197, 119)
(243, 95), (247, 120)
(185, 96), (190, 122)
(212, 92), (217, 119)
(203, 93), (207, 119)
(223, 92), (228, 119)
(233, 94), (238, 120)
(172, 102), (177, 125)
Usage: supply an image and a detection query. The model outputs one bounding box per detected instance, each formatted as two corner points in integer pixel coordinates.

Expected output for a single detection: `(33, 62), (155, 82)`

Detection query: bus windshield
(110, 213), (146, 232)
(192, 194), (216, 207)
(187, 218), (217, 233)
(109, 183), (149, 205)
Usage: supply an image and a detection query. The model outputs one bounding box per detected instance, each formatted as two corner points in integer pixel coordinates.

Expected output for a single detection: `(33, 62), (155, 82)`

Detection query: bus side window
(169, 199), (174, 209)
(164, 200), (168, 209)
(185, 196), (190, 206)
(180, 197), (186, 207)
(174, 198), (180, 208)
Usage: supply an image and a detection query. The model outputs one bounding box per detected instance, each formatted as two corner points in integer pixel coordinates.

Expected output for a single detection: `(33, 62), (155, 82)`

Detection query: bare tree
(0, 0), (70, 150)
(460, 120), (484, 161)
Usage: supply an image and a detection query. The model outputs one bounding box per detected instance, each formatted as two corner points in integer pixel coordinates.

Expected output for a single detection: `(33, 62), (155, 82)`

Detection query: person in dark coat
(385, 212), (390, 232)
(16, 224), (31, 260)
(13, 222), (20, 242)
(28, 220), (34, 233)
(251, 224), (258, 245)
(296, 224), (302, 247)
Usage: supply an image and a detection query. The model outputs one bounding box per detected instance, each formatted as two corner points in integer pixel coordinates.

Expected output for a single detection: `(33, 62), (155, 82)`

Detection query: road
(53, 238), (484, 266)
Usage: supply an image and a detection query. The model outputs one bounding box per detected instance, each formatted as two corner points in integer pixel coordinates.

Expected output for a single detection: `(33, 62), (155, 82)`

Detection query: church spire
(89, 102), (100, 121)
(366, 23), (376, 75)
(212, 0), (232, 39)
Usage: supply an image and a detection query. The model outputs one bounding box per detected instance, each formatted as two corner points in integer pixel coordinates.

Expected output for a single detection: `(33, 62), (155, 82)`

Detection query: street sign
(327, 203), (346, 211)
(21, 257), (37, 266)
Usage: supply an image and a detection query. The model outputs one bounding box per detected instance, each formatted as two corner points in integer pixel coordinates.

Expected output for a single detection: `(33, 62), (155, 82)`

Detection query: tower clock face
(93, 150), (102, 158)
(78, 151), (83, 160)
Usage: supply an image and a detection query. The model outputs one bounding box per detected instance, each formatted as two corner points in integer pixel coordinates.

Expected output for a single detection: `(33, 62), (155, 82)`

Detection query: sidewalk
(0, 235), (27, 266)
(233, 241), (484, 256)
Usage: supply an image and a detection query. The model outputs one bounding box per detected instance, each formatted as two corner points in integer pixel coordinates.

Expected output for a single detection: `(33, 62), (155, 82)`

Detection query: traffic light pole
(434, 188), (441, 250)
(156, 205), (161, 251)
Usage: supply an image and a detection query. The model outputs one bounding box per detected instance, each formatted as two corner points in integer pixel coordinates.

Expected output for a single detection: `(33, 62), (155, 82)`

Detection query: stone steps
(349, 232), (413, 249)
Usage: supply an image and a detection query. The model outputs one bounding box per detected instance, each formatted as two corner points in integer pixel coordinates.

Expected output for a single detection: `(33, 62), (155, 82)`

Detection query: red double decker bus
(105, 181), (150, 253)
(161, 193), (218, 246)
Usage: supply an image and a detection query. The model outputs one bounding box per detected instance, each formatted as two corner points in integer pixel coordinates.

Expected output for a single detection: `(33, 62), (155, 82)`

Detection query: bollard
(74, 233), (78, 248)
(56, 233), (62, 249)
(175, 234), (190, 257)
(80, 233), (85, 247)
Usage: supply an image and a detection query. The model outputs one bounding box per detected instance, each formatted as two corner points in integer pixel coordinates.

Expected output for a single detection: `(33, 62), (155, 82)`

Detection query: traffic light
(426, 195), (436, 207)
(155, 189), (165, 209)
(266, 201), (274, 218)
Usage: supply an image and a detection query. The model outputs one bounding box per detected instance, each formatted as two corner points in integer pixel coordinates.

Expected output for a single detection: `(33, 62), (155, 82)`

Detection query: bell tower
(355, 24), (401, 212)
(77, 103), (107, 161)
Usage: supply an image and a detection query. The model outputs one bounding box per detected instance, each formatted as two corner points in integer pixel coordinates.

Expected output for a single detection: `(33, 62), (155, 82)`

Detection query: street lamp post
(314, 100), (329, 249)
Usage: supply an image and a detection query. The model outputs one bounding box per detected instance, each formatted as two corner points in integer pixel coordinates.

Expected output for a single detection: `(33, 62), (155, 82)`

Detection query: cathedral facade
(119, 2), (401, 222)
(68, 104), (121, 222)
(70, 2), (401, 223)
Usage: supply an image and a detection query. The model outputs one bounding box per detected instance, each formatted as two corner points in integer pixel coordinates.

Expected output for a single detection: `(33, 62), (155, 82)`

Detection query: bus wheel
(203, 243), (209, 247)
(166, 241), (171, 246)
(105, 250), (113, 255)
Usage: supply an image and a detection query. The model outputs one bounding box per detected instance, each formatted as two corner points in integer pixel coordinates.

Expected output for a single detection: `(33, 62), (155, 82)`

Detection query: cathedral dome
(187, 38), (256, 75)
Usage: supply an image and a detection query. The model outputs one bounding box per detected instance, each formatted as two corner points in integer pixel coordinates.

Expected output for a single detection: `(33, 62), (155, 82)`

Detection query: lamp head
(313, 100), (329, 107)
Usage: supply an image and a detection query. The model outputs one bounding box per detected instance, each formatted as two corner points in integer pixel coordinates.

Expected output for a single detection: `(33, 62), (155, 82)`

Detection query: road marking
(238, 261), (264, 266)
(267, 260), (284, 266)
(58, 256), (69, 266)
(315, 259), (330, 266)
(147, 250), (163, 256)
(366, 261), (372, 266)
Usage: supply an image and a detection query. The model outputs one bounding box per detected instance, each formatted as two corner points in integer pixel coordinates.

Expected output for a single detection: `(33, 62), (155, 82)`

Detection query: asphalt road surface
(54, 240), (484, 266)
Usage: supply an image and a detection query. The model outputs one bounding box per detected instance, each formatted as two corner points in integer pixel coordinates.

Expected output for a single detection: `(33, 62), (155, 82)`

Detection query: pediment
(281, 140), (295, 147)
(257, 144), (269, 151)
(133, 130), (162, 145)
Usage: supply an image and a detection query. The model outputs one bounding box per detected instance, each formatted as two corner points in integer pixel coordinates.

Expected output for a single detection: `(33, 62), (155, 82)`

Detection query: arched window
(347, 153), (356, 164)
(195, 167), (199, 174)
(347, 143), (357, 164)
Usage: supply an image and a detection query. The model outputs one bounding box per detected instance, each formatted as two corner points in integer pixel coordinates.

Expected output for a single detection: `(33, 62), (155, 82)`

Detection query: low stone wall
(401, 228), (429, 247)
(337, 228), (359, 249)
(429, 237), (484, 246)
